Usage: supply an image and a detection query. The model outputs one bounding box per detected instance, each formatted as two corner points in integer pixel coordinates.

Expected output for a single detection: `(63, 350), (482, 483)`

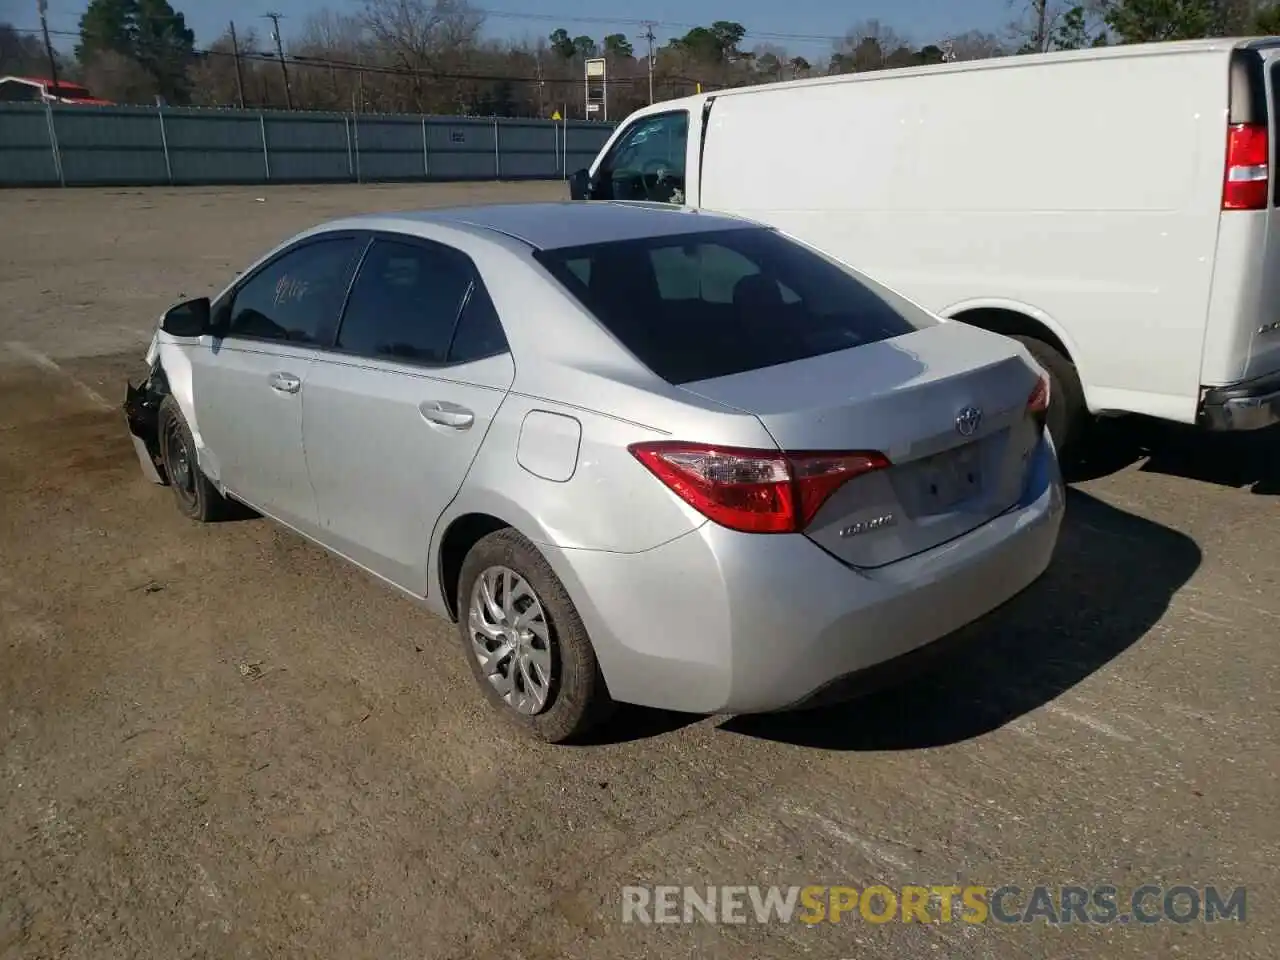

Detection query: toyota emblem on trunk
(955, 406), (983, 437)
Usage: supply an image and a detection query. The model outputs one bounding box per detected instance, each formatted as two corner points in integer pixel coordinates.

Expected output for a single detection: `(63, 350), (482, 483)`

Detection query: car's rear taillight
(1223, 122), (1269, 211)
(1027, 373), (1051, 432)
(628, 441), (891, 534)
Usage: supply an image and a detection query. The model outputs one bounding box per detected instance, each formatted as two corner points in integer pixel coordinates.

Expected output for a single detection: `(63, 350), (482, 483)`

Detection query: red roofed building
(0, 75), (114, 105)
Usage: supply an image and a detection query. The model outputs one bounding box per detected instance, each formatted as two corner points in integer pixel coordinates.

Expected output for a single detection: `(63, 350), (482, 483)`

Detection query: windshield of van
(532, 227), (935, 384)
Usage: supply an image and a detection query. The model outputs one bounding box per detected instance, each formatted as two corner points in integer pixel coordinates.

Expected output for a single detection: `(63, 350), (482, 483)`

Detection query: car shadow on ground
(575, 705), (705, 746)
(716, 489), (1202, 751)
(1067, 419), (1279, 495)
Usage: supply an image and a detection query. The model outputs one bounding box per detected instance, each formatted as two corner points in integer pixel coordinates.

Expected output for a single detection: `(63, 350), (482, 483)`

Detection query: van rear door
(1204, 44), (1280, 389)
(1252, 45), (1280, 380)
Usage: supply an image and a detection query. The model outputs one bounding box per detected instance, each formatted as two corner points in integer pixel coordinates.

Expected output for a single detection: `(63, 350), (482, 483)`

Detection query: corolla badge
(839, 514), (896, 538)
(954, 406), (983, 437)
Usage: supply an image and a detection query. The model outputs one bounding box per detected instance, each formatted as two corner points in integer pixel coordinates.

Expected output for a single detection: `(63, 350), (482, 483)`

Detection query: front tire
(457, 528), (613, 743)
(157, 395), (227, 522)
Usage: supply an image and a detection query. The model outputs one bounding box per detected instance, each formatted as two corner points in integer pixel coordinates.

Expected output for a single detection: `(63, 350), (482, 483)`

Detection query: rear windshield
(533, 227), (933, 384)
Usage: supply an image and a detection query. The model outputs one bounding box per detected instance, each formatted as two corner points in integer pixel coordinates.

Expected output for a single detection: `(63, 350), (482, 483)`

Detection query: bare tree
(362, 0), (484, 110)
(294, 10), (367, 110)
(81, 48), (159, 103)
(1008, 0), (1065, 52)
(186, 27), (252, 107)
(947, 29), (1009, 61)
(1, 22), (52, 77)
(830, 19), (911, 72)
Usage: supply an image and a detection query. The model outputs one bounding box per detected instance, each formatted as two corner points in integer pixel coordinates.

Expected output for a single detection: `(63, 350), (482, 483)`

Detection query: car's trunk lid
(678, 321), (1044, 567)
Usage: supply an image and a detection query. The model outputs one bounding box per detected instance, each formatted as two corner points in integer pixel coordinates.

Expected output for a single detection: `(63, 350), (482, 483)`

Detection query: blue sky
(17, 0), (1017, 58)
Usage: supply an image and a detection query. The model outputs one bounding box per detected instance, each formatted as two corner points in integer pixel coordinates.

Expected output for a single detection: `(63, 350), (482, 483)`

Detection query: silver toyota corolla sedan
(124, 201), (1065, 742)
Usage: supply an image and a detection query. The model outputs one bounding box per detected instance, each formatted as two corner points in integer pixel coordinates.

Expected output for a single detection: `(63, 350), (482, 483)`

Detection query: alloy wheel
(467, 565), (554, 715)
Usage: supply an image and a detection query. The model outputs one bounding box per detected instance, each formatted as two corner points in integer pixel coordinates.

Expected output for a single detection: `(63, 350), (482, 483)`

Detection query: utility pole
(36, 0), (60, 98)
(535, 50), (545, 118)
(229, 21), (246, 109)
(263, 11), (293, 110)
(642, 21), (657, 105)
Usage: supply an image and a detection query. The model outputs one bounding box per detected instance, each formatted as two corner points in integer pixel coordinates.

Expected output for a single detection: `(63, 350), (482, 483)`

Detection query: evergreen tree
(76, 0), (195, 102)
(1102, 0), (1219, 43)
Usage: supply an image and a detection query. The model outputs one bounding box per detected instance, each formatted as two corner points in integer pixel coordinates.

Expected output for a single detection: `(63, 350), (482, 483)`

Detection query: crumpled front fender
(123, 364), (167, 485)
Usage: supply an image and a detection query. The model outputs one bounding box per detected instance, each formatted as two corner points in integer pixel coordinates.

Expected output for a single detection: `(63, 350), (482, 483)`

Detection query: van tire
(1012, 335), (1086, 455)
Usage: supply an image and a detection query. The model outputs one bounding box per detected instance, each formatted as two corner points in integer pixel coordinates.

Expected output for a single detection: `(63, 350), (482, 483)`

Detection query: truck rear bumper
(1200, 369), (1280, 431)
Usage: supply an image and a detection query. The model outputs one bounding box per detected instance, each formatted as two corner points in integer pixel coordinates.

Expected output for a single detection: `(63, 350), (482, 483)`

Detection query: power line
(20, 26), (683, 88)
(34, 2), (860, 50)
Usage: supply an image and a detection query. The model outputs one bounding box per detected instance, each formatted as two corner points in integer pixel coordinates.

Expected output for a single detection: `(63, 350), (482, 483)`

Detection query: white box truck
(570, 38), (1280, 454)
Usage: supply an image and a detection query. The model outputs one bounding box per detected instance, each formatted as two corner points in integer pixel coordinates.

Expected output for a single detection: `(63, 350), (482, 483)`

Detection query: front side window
(334, 238), (475, 365)
(534, 228), (935, 384)
(226, 237), (364, 345)
(594, 111), (689, 205)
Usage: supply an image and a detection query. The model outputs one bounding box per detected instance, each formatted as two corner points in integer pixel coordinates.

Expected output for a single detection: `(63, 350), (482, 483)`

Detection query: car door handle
(268, 371), (301, 394)
(419, 400), (474, 430)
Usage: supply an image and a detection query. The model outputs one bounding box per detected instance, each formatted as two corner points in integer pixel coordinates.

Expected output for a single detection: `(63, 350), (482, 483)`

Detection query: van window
(593, 111), (688, 205)
(534, 227), (933, 384)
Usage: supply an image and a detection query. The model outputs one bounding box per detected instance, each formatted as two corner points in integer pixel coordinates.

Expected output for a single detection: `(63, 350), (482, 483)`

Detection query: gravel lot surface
(1, 183), (1277, 959)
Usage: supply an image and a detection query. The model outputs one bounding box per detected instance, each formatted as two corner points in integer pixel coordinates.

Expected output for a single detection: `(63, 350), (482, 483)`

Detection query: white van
(570, 38), (1280, 453)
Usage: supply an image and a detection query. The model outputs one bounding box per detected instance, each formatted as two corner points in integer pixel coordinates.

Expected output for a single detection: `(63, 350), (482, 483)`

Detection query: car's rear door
(301, 234), (515, 592)
(189, 233), (365, 532)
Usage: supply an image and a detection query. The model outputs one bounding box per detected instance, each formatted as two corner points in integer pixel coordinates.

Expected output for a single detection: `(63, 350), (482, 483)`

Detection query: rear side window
(533, 228), (932, 384)
(447, 282), (509, 364)
(336, 238), (473, 365)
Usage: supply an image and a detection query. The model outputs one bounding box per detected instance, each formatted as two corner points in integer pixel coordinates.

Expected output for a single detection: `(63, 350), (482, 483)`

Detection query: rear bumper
(546, 434), (1066, 715)
(1199, 369), (1280, 431)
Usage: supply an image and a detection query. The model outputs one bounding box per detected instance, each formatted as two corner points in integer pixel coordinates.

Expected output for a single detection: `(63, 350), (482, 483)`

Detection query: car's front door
(190, 234), (365, 532)
(301, 235), (515, 592)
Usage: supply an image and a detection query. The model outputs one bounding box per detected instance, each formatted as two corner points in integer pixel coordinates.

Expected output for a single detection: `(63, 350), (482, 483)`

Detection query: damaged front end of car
(123, 362), (169, 486)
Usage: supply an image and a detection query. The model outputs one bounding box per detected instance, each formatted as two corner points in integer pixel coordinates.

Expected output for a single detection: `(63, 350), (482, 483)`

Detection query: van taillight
(1223, 122), (1269, 210)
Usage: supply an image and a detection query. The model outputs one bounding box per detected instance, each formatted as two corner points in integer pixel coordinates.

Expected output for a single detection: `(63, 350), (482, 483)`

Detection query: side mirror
(160, 297), (211, 338)
(569, 168), (592, 201)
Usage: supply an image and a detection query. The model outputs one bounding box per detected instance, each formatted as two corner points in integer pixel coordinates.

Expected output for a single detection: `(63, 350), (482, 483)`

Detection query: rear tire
(1012, 335), (1086, 456)
(157, 395), (227, 522)
(457, 528), (613, 743)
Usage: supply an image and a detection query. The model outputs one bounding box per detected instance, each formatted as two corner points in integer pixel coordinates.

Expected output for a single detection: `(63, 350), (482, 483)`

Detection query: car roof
(329, 201), (760, 251)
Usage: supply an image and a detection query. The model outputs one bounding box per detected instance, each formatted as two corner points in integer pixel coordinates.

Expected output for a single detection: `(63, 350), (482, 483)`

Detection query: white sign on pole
(584, 57), (608, 120)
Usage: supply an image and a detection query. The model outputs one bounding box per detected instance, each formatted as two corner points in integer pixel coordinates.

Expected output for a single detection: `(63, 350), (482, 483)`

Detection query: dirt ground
(1, 184), (1278, 960)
